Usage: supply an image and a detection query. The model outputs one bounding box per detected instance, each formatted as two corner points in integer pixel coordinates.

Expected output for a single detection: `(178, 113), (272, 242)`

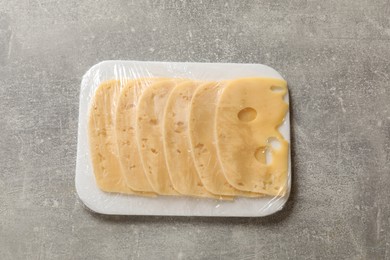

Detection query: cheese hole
(265, 147), (272, 165)
(265, 137), (281, 165)
(268, 137), (281, 149)
(270, 86), (284, 93)
(238, 107), (257, 122)
(254, 146), (266, 163)
(149, 118), (158, 125)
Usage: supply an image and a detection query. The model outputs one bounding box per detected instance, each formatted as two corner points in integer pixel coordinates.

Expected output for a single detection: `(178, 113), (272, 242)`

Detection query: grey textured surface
(0, 0), (389, 259)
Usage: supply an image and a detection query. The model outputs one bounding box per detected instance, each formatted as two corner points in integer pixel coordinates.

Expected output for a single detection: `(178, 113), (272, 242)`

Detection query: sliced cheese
(88, 80), (137, 194)
(215, 78), (289, 196)
(189, 82), (262, 197)
(163, 81), (223, 198)
(136, 79), (182, 195)
(115, 78), (160, 193)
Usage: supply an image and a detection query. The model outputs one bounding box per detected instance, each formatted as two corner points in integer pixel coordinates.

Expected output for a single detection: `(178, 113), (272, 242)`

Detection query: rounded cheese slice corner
(216, 78), (289, 196)
(136, 79), (182, 195)
(189, 82), (263, 197)
(88, 80), (139, 194)
(163, 81), (227, 199)
(115, 78), (162, 193)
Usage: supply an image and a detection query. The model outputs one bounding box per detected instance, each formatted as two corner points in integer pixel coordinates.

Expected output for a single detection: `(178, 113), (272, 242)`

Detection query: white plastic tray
(75, 60), (291, 217)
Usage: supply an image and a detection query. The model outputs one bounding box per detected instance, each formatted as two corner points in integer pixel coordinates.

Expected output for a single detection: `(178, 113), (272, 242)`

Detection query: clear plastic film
(75, 60), (291, 217)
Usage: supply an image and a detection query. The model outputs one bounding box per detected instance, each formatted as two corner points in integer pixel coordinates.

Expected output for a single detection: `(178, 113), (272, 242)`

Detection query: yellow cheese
(163, 81), (224, 198)
(89, 77), (289, 199)
(115, 78), (159, 193)
(87, 80), (138, 194)
(189, 82), (262, 197)
(215, 78), (289, 196)
(136, 79), (182, 195)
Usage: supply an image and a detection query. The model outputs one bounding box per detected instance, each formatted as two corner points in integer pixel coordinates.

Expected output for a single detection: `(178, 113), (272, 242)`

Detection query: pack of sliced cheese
(76, 61), (291, 217)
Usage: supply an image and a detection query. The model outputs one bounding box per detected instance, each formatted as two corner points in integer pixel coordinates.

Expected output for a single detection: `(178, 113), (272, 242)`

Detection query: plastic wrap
(75, 60), (291, 217)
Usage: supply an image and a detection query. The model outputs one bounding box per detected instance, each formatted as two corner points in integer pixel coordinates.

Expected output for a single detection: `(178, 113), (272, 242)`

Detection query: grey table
(1, 1), (389, 259)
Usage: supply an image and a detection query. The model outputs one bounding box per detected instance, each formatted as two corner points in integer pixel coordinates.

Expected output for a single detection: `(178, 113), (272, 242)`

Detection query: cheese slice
(136, 79), (182, 195)
(215, 78), (289, 196)
(115, 78), (160, 193)
(163, 81), (224, 198)
(189, 82), (262, 197)
(88, 80), (137, 194)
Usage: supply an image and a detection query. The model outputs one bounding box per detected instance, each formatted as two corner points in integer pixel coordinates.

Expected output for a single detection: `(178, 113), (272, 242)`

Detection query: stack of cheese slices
(88, 77), (289, 199)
